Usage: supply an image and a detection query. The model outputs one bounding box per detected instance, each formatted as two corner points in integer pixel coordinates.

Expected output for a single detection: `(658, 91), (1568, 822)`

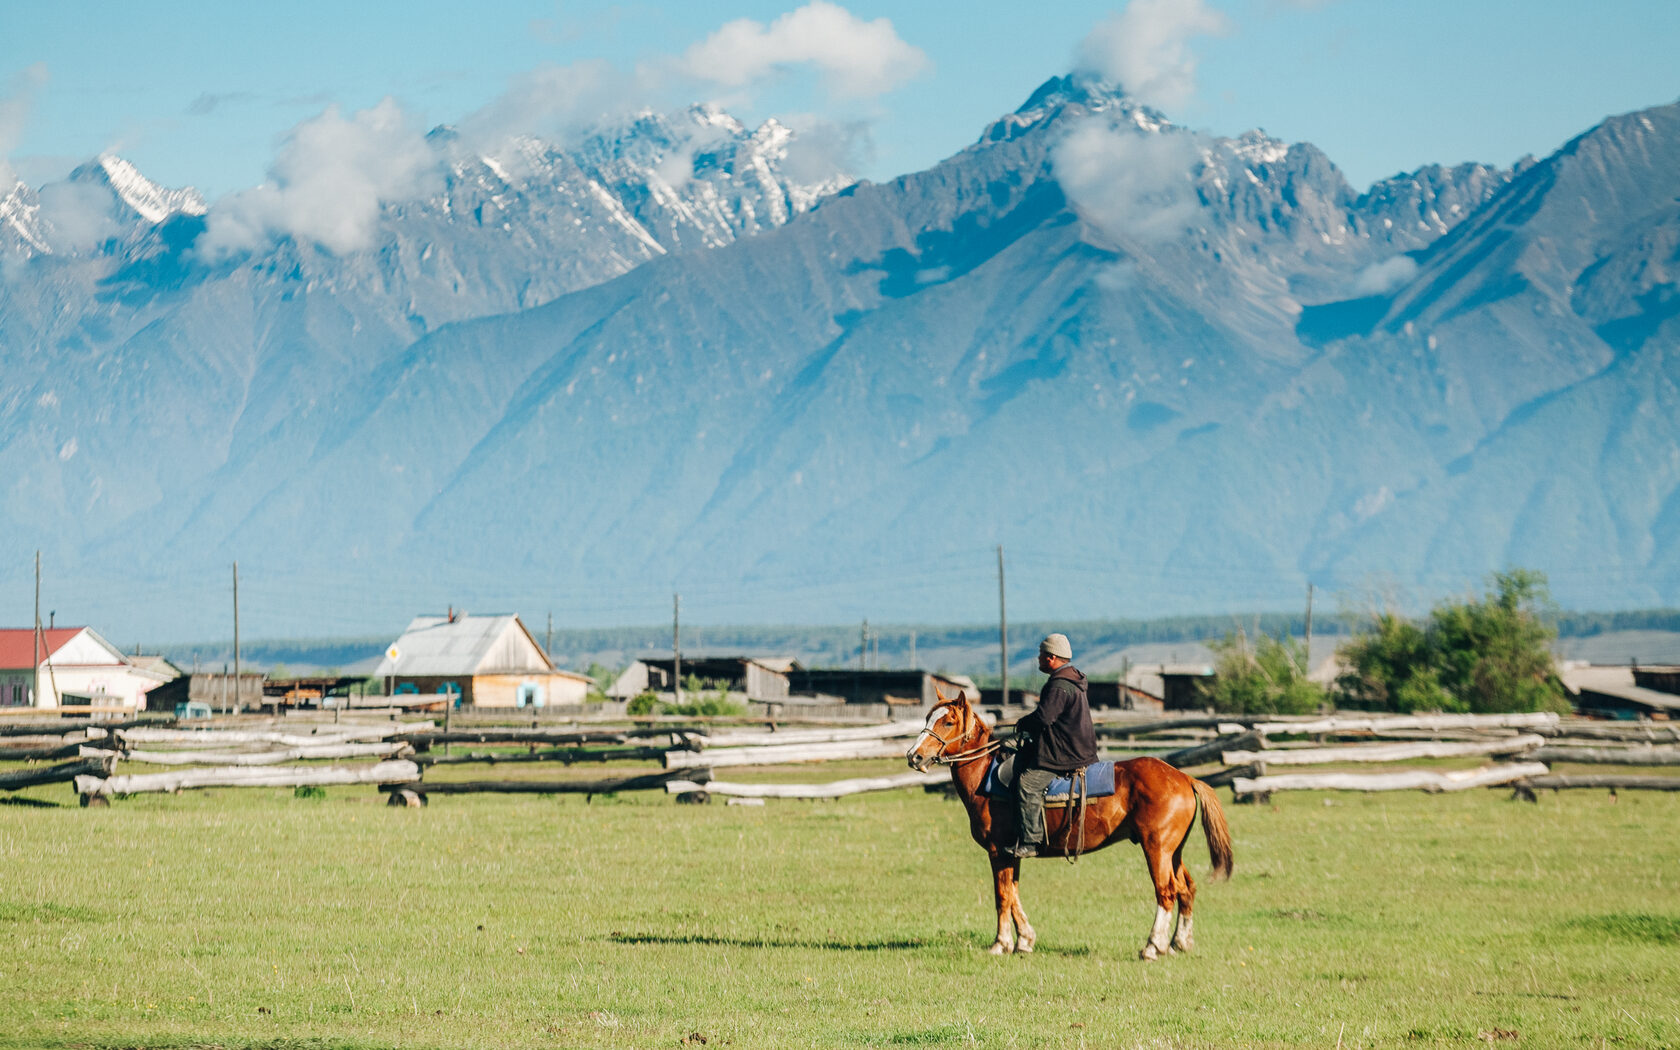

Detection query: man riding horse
(1008, 633), (1098, 858)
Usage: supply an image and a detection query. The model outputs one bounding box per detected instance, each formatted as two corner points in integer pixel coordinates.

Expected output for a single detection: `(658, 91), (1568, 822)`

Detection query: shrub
(1202, 633), (1324, 715)
(626, 691), (660, 716)
(1336, 568), (1569, 713)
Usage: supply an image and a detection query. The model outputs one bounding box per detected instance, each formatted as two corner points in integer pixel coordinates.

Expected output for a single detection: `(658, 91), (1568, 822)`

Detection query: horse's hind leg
(988, 855), (1017, 955)
(1170, 844), (1197, 953)
(1139, 838), (1177, 961)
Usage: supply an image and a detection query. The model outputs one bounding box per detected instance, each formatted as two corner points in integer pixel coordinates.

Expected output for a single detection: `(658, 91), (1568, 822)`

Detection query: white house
(0, 627), (170, 710)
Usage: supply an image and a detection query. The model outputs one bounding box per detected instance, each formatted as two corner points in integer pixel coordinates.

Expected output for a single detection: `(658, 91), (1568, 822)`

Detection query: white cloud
(1075, 0), (1229, 112)
(1052, 119), (1206, 244)
(456, 58), (640, 161)
(680, 1), (929, 98)
(35, 180), (123, 252)
(0, 63), (48, 187)
(1352, 254), (1419, 296)
(201, 98), (440, 256)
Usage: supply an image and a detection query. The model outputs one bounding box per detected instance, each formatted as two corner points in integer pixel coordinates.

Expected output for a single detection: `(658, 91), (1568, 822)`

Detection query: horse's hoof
(1013, 941), (1035, 955)
(1139, 945), (1159, 961)
(988, 941), (1010, 956)
(1172, 940), (1194, 954)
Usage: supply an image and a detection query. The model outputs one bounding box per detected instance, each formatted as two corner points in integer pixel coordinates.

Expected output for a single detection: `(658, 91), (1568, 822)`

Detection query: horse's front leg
(1009, 865), (1036, 954)
(988, 854), (1017, 954)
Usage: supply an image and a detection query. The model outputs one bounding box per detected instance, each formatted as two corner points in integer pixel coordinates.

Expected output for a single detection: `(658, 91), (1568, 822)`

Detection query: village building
(372, 613), (592, 708)
(0, 627), (170, 710)
(144, 671), (266, 714)
(608, 656), (800, 702)
(785, 668), (976, 707)
(1558, 663), (1680, 720)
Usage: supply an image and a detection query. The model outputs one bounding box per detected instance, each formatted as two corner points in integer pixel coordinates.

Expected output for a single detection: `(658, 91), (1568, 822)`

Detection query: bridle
(909, 688), (1004, 768)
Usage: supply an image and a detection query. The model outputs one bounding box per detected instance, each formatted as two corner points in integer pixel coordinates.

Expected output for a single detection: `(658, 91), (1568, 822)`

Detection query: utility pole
(1304, 582), (1315, 674)
(997, 545), (1008, 706)
(546, 611), (553, 662)
(232, 561), (241, 715)
(909, 630), (917, 670)
(860, 619), (868, 671)
(672, 593), (682, 707)
(32, 551), (41, 708)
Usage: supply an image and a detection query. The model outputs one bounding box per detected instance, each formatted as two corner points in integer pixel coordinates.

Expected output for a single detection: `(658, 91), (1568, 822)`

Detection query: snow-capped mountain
(4, 77), (1676, 639)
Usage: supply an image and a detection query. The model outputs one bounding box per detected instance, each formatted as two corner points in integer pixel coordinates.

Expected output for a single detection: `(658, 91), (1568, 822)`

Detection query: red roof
(0, 628), (85, 669)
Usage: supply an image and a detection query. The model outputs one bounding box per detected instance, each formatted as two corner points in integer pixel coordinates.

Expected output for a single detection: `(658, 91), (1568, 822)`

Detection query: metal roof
(373, 615), (555, 677)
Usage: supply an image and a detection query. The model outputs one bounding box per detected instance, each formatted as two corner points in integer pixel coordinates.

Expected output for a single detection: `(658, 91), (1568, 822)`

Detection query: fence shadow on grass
(0, 796), (61, 808)
(607, 930), (1093, 957)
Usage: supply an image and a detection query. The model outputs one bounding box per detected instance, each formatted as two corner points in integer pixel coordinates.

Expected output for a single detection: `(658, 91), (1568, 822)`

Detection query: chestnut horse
(907, 693), (1233, 958)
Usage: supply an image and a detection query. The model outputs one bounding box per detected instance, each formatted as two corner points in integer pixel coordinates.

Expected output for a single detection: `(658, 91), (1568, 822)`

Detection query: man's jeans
(1014, 768), (1057, 846)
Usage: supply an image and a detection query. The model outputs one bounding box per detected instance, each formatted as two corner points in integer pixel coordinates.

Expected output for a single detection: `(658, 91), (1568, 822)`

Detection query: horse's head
(906, 686), (986, 772)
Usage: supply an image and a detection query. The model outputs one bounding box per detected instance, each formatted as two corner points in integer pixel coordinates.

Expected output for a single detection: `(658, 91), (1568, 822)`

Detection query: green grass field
(1, 758), (1677, 1049)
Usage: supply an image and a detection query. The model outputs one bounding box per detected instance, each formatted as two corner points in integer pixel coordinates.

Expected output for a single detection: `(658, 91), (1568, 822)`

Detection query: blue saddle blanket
(981, 757), (1115, 804)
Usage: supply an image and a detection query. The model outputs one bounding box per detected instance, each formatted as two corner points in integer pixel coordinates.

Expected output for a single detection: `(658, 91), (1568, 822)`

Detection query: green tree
(1202, 632), (1324, 715)
(1337, 569), (1569, 713)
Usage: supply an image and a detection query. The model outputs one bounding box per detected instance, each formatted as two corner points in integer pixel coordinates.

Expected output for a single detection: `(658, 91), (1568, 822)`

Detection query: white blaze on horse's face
(907, 704), (956, 771)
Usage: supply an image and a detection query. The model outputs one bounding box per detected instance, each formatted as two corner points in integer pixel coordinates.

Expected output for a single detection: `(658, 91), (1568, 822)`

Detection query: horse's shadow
(606, 930), (1092, 956)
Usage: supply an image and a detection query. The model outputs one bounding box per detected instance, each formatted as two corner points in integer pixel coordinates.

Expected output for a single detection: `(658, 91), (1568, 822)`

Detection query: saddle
(980, 754), (1115, 808)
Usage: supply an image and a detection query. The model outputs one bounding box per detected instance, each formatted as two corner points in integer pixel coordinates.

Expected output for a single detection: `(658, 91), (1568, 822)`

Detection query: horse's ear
(933, 683), (949, 704)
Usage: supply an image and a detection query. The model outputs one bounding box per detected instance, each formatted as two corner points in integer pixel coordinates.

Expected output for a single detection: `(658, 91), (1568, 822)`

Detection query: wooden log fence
(0, 741), (86, 762)
(1221, 734), (1545, 767)
(663, 739), (908, 769)
(112, 725), (424, 747)
(380, 768), (705, 801)
(1517, 774), (1680, 793)
(699, 720), (923, 748)
(662, 770), (948, 800)
(1531, 722), (1680, 744)
(1528, 746), (1680, 766)
(75, 758), (420, 800)
(415, 744), (670, 767)
(1232, 762), (1550, 797)
(1247, 713), (1559, 737)
(105, 741), (412, 766)
(1162, 731), (1263, 769)
(0, 755), (116, 792)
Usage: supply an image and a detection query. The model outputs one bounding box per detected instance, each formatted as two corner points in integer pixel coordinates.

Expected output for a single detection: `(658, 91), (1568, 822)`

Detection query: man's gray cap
(1039, 633), (1072, 660)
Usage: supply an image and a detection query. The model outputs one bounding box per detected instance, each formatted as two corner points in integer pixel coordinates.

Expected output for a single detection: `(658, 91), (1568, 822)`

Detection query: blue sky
(4, 0), (1678, 200)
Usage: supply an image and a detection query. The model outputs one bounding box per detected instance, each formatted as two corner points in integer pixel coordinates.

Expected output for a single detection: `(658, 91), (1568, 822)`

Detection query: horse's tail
(1192, 778), (1234, 881)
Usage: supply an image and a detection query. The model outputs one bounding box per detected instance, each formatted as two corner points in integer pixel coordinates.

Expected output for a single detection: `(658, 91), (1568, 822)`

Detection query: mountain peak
(67, 153), (207, 224)
(980, 72), (1166, 145)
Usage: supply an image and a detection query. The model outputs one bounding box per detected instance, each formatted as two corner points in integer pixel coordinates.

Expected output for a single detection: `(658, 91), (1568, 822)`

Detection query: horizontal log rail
(662, 770), (949, 799)
(0, 755), (115, 791)
(1528, 745), (1680, 766)
(663, 739), (908, 770)
(1518, 774), (1680, 791)
(1232, 762), (1550, 796)
(700, 719), (922, 748)
(1249, 713), (1559, 737)
(381, 768), (705, 796)
(76, 759), (420, 798)
(0, 741), (85, 762)
(1222, 735), (1544, 767)
(415, 745), (670, 767)
(109, 741), (411, 766)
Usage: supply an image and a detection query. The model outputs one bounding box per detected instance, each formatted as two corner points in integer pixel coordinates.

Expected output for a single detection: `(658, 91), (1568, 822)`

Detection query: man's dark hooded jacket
(1017, 665), (1098, 773)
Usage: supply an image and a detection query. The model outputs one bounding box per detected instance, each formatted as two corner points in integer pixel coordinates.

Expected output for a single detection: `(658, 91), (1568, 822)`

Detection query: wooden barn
(609, 656), (799, 701)
(0, 627), (171, 710)
(786, 668), (973, 706)
(373, 613), (592, 709)
(1560, 663), (1680, 720)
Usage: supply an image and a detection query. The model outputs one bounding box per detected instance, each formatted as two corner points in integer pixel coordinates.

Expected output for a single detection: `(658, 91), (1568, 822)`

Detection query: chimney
(448, 605), (455, 623)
